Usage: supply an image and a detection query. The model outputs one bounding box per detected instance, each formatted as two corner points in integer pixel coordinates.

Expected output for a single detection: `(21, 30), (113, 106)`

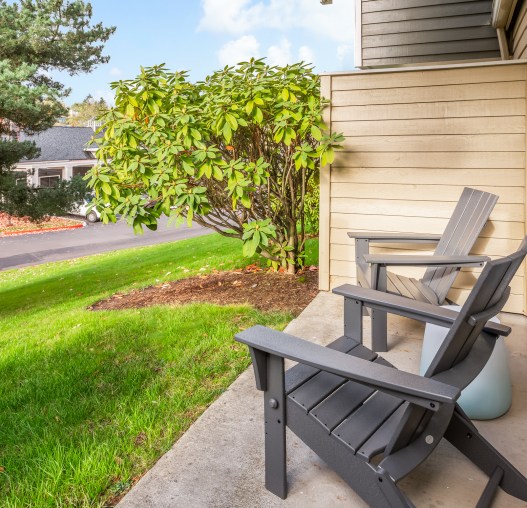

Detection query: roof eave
(492, 0), (518, 28)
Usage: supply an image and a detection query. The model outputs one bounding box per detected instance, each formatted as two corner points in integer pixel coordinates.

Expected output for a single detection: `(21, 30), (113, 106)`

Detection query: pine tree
(0, 0), (115, 220)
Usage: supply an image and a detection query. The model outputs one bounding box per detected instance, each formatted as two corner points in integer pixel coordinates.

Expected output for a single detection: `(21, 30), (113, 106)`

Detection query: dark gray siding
(360, 0), (500, 67)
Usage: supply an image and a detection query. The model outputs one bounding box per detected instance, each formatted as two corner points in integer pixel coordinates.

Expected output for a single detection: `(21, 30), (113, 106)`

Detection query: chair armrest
(332, 284), (511, 337)
(236, 326), (460, 406)
(348, 231), (442, 244)
(363, 254), (489, 267)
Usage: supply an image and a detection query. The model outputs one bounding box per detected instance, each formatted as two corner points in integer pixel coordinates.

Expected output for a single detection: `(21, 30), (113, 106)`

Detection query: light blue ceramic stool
(420, 305), (512, 420)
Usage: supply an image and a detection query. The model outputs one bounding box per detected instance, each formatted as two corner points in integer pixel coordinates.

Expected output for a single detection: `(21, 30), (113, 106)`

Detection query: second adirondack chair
(341, 187), (498, 351)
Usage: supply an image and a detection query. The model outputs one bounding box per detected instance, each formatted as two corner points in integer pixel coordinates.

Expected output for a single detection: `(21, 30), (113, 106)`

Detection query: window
(38, 168), (62, 188)
(72, 166), (92, 178)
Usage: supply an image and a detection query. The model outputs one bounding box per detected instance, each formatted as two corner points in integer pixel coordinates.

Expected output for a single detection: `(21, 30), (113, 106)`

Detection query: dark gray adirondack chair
(347, 187), (498, 351)
(236, 239), (527, 508)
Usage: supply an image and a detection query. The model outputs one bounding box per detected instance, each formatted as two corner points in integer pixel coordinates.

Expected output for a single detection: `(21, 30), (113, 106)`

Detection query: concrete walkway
(118, 292), (527, 508)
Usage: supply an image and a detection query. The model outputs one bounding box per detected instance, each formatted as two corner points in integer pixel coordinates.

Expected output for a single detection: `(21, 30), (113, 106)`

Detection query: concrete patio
(118, 291), (527, 507)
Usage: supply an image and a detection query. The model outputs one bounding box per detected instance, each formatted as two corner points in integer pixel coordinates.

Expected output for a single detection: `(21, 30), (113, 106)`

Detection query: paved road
(0, 217), (211, 271)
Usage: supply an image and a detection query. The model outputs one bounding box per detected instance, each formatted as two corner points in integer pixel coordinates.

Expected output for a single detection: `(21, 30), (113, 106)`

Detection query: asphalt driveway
(0, 217), (211, 271)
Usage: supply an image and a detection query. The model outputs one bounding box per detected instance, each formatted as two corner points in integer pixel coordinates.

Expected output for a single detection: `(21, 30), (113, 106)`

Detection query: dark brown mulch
(89, 267), (319, 316)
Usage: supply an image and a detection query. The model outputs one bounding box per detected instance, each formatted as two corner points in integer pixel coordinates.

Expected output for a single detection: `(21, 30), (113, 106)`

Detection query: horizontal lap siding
(511, 1), (527, 59)
(321, 62), (527, 314)
(360, 0), (499, 67)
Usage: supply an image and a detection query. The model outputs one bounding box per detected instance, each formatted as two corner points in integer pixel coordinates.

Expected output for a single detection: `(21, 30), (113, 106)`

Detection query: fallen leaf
(134, 432), (147, 446)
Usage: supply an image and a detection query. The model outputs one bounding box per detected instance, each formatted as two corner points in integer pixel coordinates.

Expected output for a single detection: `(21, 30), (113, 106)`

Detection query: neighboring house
(15, 126), (97, 187)
(320, 0), (527, 314)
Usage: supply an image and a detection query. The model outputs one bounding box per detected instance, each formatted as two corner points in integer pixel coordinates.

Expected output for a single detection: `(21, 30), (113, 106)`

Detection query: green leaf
(241, 194), (251, 208)
(133, 222), (144, 235)
(182, 160), (195, 175)
(242, 240), (252, 257)
(281, 88), (289, 101)
(223, 121), (232, 142)
(243, 234), (259, 258)
(226, 113), (238, 130)
(212, 166), (223, 180)
(273, 128), (284, 143)
(310, 125), (322, 141)
(101, 182), (112, 195)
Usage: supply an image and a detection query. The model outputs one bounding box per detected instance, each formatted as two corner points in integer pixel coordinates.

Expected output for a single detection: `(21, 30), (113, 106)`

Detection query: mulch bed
(89, 266), (319, 316)
(0, 213), (83, 236)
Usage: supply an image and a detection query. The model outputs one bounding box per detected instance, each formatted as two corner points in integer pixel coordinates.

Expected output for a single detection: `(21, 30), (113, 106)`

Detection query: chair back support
(425, 237), (527, 378)
(421, 187), (498, 303)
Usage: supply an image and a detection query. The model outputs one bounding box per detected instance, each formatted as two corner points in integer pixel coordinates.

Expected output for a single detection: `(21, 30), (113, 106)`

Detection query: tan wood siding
(511, 0), (527, 59)
(320, 61), (527, 314)
(360, 0), (500, 67)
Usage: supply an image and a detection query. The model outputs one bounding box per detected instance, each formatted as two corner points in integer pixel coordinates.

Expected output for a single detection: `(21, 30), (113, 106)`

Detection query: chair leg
(445, 409), (527, 502)
(264, 354), (287, 499)
(375, 469), (416, 507)
(371, 308), (388, 352)
(370, 264), (388, 352)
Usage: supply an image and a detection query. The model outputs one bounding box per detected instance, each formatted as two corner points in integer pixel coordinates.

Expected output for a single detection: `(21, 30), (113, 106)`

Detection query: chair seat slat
(288, 340), (378, 412)
(309, 381), (375, 433)
(332, 391), (403, 453)
(356, 404), (408, 462)
(308, 352), (391, 432)
(289, 371), (347, 412)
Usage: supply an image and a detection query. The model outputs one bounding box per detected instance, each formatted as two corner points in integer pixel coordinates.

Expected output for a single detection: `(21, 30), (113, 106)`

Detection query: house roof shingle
(20, 126), (96, 162)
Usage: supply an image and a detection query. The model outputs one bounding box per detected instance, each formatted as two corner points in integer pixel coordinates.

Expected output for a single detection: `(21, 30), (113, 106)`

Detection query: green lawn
(0, 233), (318, 507)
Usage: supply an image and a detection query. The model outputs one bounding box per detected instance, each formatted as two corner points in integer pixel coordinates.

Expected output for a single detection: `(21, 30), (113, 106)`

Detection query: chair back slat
(425, 238), (527, 378)
(421, 188), (498, 303)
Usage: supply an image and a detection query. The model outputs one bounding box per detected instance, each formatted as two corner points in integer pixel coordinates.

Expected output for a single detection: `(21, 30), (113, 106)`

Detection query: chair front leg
(264, 354), (287, 499)
(370, 263), (388, 352)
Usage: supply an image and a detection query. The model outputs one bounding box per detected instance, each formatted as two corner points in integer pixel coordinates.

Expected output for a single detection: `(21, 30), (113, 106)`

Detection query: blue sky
(56, 0), (356, 105)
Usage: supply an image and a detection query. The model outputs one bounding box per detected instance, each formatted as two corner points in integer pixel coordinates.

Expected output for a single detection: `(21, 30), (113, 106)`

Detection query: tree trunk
(285, 222), (297, 274)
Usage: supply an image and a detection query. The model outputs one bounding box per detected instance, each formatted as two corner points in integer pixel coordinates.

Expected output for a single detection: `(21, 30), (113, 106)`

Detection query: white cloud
(337, 44), (354, 68)
(93, 89), (115, 106)
(199, 0), (260, 34)
(218, 35), (261, 67)
(298, 45), (315, 65)
(267, 38), (292, 66)
(109, 67), (123, 77)
(199, 0), (355, 43)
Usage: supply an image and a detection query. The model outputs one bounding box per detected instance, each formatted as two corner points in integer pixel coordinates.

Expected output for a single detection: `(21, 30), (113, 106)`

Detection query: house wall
(319, 60), (527, 314)
(511, 0), (527, 58)
(358, 0), (500, 67)
(16, 160), (97, 187)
